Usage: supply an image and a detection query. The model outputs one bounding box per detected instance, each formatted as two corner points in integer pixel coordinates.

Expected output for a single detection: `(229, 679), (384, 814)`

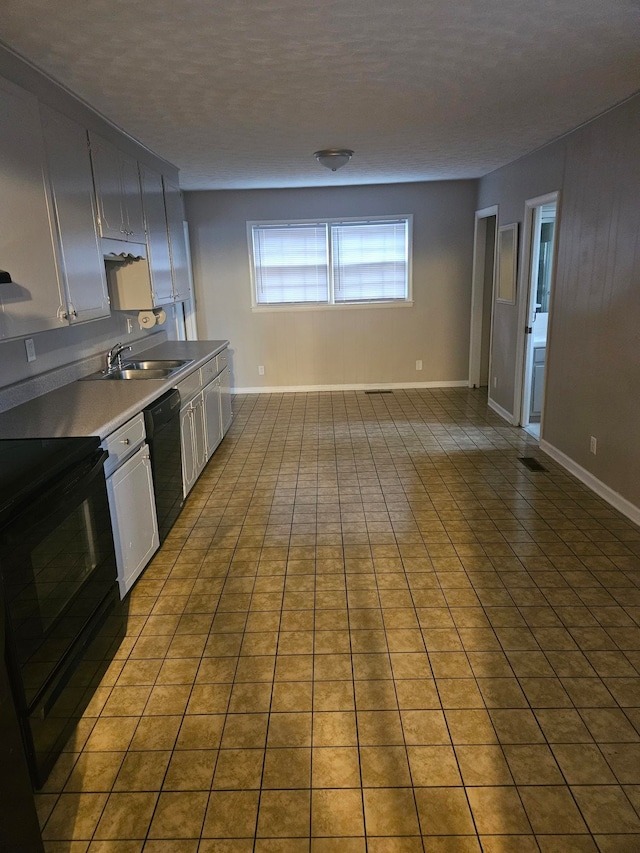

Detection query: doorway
(469, 206), (498, 391)
(517, 193), (558, 437)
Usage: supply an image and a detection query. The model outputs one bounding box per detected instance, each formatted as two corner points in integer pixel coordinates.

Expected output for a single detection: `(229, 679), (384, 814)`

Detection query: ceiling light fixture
(314, 149), (354, 172)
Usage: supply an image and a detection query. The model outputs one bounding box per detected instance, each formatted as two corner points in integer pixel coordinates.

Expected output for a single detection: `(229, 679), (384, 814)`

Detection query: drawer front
(102, 412), (146, 477)
(175, 369), (202, 405)
(216, 348), (229, 373)
(200, 355), (219, 386)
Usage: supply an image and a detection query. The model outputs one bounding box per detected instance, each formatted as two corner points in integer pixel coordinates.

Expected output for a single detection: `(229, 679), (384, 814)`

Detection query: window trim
(247, 215), (413, 310)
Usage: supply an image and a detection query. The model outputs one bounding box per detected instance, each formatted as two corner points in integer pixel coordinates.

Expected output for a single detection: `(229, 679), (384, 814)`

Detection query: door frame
(468, 205), (499, 388)
(514, 191), (560, 430)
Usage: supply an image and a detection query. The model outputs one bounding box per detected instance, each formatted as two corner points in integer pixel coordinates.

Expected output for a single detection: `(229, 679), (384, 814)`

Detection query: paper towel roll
(153, 308), (167, 325)
(138, 310), (157, 328)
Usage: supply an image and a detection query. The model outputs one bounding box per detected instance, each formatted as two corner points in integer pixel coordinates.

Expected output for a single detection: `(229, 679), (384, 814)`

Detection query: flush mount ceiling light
(314, 149), (354, 172)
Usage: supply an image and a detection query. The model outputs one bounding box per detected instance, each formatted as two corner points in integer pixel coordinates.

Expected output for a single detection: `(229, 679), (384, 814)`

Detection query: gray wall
(478, 93), (640, 510)
(185, 181), (477, 390)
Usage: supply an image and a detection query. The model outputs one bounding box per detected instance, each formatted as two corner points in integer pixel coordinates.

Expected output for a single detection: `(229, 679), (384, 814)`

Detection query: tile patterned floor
(36, 388), (640, 852)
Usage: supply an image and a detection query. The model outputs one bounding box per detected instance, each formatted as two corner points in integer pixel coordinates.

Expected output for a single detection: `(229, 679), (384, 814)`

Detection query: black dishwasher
(144, 389), (183, 543)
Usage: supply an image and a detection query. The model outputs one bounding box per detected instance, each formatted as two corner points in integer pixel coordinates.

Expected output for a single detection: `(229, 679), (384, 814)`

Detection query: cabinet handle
(120, 438), (130, 445)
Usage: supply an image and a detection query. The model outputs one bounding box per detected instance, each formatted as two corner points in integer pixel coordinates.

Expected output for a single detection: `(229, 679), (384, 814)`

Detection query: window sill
(251, 300), (414, 313)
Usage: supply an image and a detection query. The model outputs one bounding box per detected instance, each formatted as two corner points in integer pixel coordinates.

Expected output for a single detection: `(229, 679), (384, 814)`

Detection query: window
(249, 216), (411, 307)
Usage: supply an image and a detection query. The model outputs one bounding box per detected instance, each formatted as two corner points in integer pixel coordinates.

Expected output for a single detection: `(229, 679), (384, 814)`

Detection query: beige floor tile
(262, 746), (311, 788)
(63, 752), (124, 793)
(466, 786), (530, 834)
(536, 837), (599, 852)
(148, 791), (208, 838)
(311, 746), (360, 788)
(518, 785), (587, 833)
(256, 789), (311, 837)
(313, 711), (358, 746)
(175, 714), (225, 749)
(571, 784), (640, 833)
(401, 710), (450, 745)
(455, 745), (512, 785)
(112, 750), (171, 791)
(311, 788), (364, 837)
(600, 742), (640, 783)
(360, 745), (412, 787)
(502, 744), (563, 785)
(92, 791), (158, 840)
(551, 743), (617, 784)
(421, 838), (481, 853)
(42, 792), (108, 841)
(222, 713), (269, 748)
(363, 787), (421, 835)
(202, 790), (259, 838)
(445, 709), (497, 744)
(163, 749), (218, 790)
(358, 710), (405, 745)
(267, 711), (312, 747)
(415, 786), (475, 835)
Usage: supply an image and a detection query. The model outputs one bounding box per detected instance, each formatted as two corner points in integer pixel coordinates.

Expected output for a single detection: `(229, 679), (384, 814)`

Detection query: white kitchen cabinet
(106, 442), (159, 598)
(163, 178), (192, 302)
(203, 376), (223, 457)
(219, 365), (233, 434)
(89, 132), (145, 243)
(180, 392), (206, 497)
(0, 77), (64, 340)
(137, 164), (174, 307)
(40, 105), (111, 325)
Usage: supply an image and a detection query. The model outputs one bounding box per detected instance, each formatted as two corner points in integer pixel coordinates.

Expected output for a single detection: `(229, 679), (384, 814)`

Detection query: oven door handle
(3, 449), (109, 541)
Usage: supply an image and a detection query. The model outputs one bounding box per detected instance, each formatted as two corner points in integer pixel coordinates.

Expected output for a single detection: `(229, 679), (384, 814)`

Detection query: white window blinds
(332, 220), (408, 302)
(250, 217), (410, 306)
(252, 224), (328, 304)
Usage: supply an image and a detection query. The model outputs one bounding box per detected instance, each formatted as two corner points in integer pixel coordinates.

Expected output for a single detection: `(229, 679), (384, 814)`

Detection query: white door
(192, 392), (207, 476)
(139, 164), (174, 305)
(180, 405), (196, 496)
(219, 366), (233, 433)
(517, 194), (558, 435)
(468, 206), (498, 390)
(89, 132), (125, 240)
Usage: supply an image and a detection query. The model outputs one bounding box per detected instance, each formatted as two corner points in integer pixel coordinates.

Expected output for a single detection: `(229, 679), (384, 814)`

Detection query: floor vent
(519, 456), (547, 472)
(364, 390), (393, 395)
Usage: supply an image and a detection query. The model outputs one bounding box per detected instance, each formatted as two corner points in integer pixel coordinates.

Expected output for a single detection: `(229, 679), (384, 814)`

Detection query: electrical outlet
(258, 365), (265, 376)
(415, 360), (423, 371)
(590, 436), (597, 455)
(25, 338), (36, 362)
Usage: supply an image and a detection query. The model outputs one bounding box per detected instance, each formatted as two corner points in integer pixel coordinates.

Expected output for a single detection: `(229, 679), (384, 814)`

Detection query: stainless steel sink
(126, 359), (192, 370)
(100, 367), (174, 380)
(83, 358), (193, 380)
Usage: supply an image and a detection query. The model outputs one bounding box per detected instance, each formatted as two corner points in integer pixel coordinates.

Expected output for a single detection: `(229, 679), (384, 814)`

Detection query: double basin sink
(85, 359), (194, 381)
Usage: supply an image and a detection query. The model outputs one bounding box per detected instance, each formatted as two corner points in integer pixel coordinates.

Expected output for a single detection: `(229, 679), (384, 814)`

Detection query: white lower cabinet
(203, 376), (222, 457)
(180, 392), (206, 497)
(106, 442), (159, 598)
(219, 366), (232, 434)
(177, 347), (233, 497)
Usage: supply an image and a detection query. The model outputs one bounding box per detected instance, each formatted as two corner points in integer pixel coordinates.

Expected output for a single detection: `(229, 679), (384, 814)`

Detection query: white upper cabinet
(163, 178), (192, 302)
(139, 164), (174, 306)
(89, 131), (145, 243)
(0, 77), (64, 340)
(40, 105), (110, 324)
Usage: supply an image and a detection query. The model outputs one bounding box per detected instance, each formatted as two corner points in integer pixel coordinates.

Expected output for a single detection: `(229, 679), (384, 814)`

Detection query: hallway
(37, 388), (640, 852)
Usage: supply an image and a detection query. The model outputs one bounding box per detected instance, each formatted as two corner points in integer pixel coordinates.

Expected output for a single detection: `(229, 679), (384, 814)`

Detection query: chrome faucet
(105, 342), (132, 373)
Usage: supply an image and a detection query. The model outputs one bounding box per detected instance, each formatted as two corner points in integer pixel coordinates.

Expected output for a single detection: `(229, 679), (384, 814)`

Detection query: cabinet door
(163, 178), (192, 302)
(139, 164), (173, 305)
(40, 105), (110, 324)
(180, 405), (196, 497)
(0, 77), (63, 340)
(192, 392), (207, 477)
(106, 443), (159, 599)
(203, 377), (222, 458)
(88, 132), (125, 240)
(219, 365), (233, 434)
(121, 153), (145, 242)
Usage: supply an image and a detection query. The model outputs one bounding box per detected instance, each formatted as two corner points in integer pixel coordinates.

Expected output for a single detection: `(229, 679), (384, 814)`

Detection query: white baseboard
(232, 380), (469, 395)
(488, 397), (516, 425)
(540, 439), (640, 527)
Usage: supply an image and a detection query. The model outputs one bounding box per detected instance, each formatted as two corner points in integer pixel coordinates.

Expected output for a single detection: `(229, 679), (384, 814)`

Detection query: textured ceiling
(1, 0), (639, 189)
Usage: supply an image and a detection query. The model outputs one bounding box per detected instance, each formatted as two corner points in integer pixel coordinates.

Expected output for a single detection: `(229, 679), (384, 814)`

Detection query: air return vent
(364, 390), (393, 395)
(519, 457), (547, 472)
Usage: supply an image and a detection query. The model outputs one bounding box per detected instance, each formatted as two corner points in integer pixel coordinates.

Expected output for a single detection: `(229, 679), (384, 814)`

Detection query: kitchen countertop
(0, 340), (229, 440)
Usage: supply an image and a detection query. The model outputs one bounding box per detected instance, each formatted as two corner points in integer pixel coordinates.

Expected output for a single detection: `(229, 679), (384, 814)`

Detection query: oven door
(1, 448), (122, 786)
